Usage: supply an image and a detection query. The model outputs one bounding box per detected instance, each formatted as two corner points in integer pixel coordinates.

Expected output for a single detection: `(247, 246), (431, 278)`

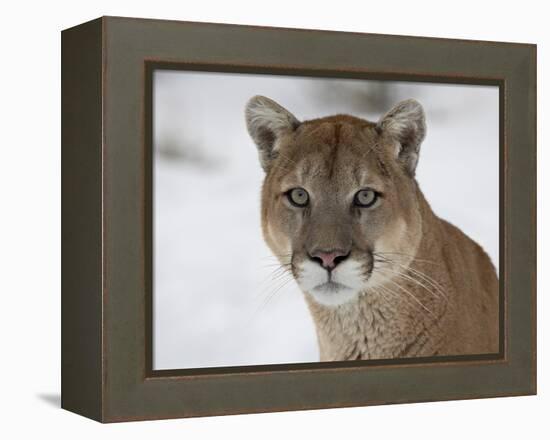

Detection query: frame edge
(61, 17), (105, 422)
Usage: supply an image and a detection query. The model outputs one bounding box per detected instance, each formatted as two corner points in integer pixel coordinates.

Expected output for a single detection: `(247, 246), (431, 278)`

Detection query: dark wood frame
(61, 16), (536, 423)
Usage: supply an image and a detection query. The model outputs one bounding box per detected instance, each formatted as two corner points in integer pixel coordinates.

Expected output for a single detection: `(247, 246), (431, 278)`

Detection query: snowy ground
(153, 71), (499, 370)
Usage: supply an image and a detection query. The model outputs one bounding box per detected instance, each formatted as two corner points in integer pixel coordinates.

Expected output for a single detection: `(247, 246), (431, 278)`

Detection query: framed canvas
(61, 16), (536, 422)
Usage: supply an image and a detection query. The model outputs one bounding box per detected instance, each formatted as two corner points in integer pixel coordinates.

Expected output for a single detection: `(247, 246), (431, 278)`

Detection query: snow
(153, 70), (499, 370)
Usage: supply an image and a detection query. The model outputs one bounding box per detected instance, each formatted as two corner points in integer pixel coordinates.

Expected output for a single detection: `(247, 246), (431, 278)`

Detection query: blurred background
(153, 70), (499, 370)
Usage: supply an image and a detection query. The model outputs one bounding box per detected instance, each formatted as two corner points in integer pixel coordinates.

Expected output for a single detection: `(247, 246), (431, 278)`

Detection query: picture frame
(61, 16), (536, 422)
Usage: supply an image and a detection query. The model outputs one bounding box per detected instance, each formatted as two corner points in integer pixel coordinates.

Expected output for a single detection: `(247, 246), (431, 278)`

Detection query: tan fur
(246, 96), (499, 360)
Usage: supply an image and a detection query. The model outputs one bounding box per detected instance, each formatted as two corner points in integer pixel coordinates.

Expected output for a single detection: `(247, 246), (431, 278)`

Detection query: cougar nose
(309, 249), (350, 270)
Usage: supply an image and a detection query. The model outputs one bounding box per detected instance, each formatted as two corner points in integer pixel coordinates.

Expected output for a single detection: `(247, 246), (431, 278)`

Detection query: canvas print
(153, 71), (499, 370)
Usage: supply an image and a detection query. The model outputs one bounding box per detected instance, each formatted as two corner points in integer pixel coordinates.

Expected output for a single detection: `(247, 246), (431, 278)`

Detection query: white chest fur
(309, 291), (441, 361)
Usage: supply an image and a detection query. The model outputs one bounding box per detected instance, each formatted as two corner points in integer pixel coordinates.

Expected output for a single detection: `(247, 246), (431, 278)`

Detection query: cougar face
(246, 96), (425, 306)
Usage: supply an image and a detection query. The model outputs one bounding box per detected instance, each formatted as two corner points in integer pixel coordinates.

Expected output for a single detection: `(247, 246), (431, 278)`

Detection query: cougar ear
(377, 99), (426, 176)
(245, 95), (300, 172)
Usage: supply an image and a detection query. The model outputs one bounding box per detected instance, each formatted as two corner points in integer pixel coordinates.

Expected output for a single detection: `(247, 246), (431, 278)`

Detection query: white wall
(1, 1), (546, 439)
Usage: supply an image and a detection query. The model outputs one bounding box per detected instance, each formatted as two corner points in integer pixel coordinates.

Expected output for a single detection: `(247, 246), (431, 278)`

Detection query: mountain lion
(245, 95), (499, 361)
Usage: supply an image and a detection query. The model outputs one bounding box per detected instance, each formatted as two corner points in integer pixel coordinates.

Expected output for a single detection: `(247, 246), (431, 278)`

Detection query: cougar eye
(287, 187), (309, 207)
(354, 189), (378, 207)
